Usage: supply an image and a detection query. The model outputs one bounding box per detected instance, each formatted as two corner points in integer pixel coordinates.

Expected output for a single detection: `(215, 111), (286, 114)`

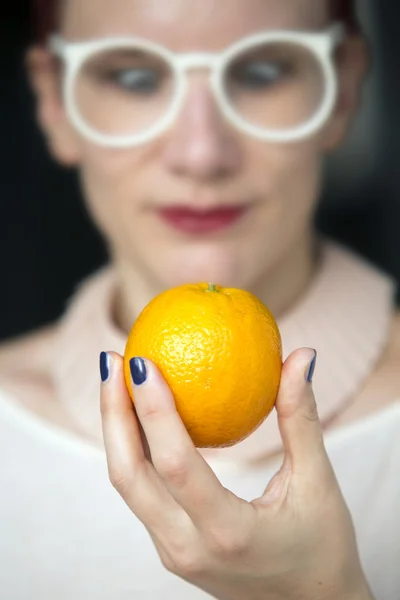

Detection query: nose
(163, 78), (242, 182)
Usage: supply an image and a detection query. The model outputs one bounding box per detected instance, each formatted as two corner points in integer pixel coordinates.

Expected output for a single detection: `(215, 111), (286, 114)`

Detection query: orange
(124, 283), (282, 448)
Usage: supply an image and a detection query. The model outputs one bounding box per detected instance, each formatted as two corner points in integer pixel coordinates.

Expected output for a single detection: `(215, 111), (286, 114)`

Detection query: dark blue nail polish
(100, 352), (111, 383)
(306, 350), (317, 383)
(130, 357), (147, 386)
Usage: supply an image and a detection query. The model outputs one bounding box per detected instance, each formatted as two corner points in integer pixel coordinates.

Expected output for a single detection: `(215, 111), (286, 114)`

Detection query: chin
(154, 243), (258, 290)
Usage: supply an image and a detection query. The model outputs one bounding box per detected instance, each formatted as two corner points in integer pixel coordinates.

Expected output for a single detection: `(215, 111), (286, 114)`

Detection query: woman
(0, 0), (399, 598)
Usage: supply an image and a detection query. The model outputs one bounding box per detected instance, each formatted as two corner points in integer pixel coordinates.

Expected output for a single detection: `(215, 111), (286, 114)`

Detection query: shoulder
(359, 309), (400, 402)
(0, 324), (74, 430)
(379, 309), (400, 382)
(389, 309), (400, 354)
(0, 324), (90, 436)
(361, 309), (400, 401)
(328, 310), (400, 430)
(0, 324), (58, 388)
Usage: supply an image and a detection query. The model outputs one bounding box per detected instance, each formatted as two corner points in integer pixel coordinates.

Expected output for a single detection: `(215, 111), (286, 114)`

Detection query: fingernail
(100, 352), (111, 383)
(306, 350), (317, 383)
(130, 357), (147, 386)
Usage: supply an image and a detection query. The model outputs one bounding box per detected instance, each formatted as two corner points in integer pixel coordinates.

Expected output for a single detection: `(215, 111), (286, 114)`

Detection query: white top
(51, 241), (395, 462)
(0, 388), (399, 600)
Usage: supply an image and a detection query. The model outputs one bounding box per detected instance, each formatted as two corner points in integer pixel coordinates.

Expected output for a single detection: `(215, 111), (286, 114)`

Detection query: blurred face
(32, 0), (366, 289)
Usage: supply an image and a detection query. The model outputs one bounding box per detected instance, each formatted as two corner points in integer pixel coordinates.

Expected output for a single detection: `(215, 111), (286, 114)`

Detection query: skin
(100, 350), (374, 600)
(0, 0), (394, 447)
(0, 1), (398, 595)
(29, 0), (367, 331)
(18, 0), (399, 442)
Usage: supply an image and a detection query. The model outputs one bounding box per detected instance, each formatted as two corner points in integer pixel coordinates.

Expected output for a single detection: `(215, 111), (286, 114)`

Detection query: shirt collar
(51, 239), (396, 463)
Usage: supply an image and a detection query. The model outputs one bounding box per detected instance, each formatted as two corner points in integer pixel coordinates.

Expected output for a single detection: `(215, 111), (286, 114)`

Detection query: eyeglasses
(49, 25), (345, 148)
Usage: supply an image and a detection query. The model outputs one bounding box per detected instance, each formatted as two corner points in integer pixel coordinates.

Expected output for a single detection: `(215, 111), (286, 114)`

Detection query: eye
(107, 67), (161, 94)
(230, 60), (288, 89)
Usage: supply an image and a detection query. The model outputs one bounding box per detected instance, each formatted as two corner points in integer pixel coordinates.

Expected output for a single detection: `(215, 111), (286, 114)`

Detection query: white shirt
(1, 389), (399, 600)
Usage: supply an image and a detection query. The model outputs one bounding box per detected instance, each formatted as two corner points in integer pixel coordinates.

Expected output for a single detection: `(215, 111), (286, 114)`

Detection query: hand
(100, 349), (373, 600)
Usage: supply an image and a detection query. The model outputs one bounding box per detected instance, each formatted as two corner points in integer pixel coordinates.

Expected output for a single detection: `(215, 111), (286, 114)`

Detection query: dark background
(1, 1), (399, 341)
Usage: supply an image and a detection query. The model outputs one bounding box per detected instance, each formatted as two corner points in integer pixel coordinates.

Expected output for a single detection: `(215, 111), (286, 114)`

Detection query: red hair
(32, 0), (58, 43)
(33, 0), (359, 43)
(332, 0), (359, 30)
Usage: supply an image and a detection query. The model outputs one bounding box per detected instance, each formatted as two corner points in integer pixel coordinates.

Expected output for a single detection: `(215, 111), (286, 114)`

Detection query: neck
(252, 229), (319, 319)
(113, 229), (318, 334)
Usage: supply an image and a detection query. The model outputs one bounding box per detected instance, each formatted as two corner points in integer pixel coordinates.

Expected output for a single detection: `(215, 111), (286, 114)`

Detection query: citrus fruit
(124, 283), (282, 448)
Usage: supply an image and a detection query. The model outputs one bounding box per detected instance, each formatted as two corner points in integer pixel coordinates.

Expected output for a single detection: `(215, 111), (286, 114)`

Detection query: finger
(274, 348), (333, 478)
(100, 352), (183, 529)
(100, 351), (146, 464)
(130, 357), (233, 527)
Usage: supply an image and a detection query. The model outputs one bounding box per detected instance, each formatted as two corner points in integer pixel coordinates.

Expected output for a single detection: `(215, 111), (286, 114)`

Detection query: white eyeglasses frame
(49, 24), (345, 148)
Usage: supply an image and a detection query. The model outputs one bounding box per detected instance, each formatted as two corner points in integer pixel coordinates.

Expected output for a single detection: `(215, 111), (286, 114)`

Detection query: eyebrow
(86, 48), (156, 69)
(102, 49), (150, 59)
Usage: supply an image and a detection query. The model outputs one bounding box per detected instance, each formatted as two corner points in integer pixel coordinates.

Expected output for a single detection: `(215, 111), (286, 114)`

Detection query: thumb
(275, 348), (329, 473)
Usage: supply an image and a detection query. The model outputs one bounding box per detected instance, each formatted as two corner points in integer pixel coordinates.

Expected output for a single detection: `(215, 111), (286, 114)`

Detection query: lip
(157, 205), (248, 234)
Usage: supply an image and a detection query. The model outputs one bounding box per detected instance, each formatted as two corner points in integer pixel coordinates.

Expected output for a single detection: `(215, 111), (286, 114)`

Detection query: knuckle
(159, 552), (174, 573)
(208, 529), (248, 560)
(160, 538), (205, 579)
(109, 468), (134, 494)
(169, 551), (205, 579)
(156, 454), (189, 487)
(100, 400), (117, 419)
(302, 399), (319, 423)
(137, 401), (161, 420)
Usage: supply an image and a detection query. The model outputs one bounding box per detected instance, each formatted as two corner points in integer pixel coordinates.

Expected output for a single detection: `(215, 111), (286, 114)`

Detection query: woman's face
(32, 0), (365, 289)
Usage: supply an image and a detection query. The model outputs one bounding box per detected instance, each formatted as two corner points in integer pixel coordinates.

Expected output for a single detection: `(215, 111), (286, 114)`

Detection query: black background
(1, 1), (399, 341)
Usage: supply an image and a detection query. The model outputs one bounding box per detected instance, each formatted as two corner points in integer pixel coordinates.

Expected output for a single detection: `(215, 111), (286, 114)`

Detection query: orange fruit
(124, 283), (282, 448)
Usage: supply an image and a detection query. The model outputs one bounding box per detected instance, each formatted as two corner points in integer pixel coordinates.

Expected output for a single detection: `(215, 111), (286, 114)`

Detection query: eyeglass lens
(73, 41), (326, 138)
